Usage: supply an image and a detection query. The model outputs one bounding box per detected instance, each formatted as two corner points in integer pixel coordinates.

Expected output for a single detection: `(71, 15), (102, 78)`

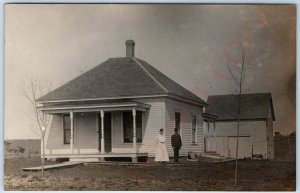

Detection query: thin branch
(225, 58), (240, 87)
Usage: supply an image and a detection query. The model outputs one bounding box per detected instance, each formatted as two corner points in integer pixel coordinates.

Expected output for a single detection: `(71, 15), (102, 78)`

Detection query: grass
(4, 157), (296, 191)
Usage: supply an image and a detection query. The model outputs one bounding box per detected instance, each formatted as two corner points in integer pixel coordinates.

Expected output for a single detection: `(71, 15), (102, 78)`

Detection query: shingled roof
(205, 93), (275, 121)
(37, 42), (206, 106)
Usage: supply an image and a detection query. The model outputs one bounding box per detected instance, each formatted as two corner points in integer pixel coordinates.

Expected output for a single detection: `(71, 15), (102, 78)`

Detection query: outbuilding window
(123, 111), (142, 143)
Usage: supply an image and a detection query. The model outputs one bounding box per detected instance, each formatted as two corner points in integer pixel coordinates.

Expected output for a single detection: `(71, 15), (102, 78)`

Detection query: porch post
(132, 108), (137, 153)
(70, 111), (74, 154)
(100, 109), (105, 154)
(213, 121), (216, 152)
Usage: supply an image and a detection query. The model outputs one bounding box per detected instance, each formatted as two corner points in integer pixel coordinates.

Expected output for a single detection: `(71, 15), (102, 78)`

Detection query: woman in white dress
(155, 128), (170, 162)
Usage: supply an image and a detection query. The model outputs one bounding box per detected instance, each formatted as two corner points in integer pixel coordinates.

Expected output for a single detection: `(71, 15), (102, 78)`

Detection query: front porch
(39, 100), (151, 162)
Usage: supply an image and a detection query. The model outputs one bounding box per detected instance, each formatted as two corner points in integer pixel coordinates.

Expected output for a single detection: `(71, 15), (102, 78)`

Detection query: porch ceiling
(38, 101), (151, 114)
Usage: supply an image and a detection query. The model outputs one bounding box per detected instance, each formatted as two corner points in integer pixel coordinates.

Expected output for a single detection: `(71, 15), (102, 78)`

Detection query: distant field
(5, 139), (40, 158)
(4, 157), (295, 191)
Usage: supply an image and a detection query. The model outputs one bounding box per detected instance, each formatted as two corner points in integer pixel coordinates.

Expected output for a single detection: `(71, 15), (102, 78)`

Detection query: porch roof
(202, 112), (218, 122)
(38, 101), (151, 114)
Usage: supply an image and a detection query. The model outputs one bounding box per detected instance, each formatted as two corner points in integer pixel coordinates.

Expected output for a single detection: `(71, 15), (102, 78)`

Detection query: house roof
(37, 57), (207, 106)
(205, 93), (275, 121)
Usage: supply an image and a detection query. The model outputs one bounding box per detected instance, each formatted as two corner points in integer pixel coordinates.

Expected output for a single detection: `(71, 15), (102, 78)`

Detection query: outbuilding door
(98, 112), (112, 152)
(228, 136), (251, 158)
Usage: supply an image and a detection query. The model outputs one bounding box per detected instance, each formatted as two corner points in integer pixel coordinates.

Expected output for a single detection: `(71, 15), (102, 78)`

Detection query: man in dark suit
(171, 128), (182, 162)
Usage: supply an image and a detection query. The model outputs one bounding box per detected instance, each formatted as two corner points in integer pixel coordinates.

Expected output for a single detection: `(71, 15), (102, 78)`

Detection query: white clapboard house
(203, 93), (275, 160)
(37, 40), (207, 162)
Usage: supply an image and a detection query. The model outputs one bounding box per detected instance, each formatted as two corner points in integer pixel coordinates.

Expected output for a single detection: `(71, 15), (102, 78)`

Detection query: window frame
(122, 111), (143, 144)
(175, 112), (181, 135)
(191, 115), (197, 144)
(63, 114), (71, 145)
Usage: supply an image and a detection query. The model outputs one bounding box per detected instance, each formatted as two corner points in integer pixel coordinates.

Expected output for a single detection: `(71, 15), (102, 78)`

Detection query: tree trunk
(234, 120), (240, 186)
(41, 136), (45, 174)
(235, 86), (242, 187)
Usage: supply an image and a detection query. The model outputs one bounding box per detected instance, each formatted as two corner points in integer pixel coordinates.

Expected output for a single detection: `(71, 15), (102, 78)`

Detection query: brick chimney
(125, 40), (135, 57)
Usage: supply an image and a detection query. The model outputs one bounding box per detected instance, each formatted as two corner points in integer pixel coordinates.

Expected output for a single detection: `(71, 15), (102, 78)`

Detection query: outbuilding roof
(205, 93), (275, 121)
(37, 57), (207, 106)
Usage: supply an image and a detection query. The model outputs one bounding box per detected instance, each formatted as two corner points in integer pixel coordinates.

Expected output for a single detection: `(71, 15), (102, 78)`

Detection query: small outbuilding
(204, 93), (275, 160)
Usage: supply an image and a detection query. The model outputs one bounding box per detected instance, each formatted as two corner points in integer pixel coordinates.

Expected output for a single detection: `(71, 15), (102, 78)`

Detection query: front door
(98, 112), (112, 152)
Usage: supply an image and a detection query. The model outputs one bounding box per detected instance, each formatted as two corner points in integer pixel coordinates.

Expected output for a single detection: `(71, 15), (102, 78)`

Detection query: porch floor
(45, 152), (148, 159)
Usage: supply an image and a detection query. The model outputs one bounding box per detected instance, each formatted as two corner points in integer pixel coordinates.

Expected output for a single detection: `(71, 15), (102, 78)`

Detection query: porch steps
(201, 152), (227, 160)
(22, 161), (84, 172)
(83, 161), (151, 166)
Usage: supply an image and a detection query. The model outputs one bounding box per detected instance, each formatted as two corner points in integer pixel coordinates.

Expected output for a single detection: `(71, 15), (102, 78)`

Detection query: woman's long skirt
(155, 142), (170, 162)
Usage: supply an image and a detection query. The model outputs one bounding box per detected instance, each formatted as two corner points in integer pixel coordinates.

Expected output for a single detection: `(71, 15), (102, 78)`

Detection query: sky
(4, 4), (296, 139)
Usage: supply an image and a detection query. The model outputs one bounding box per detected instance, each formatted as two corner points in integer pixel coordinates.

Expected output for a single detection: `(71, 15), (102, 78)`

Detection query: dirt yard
(4, 157), (295, 191)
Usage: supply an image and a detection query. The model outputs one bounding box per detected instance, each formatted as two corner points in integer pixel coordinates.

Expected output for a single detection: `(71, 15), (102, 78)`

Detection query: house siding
(44, 115), (64, 153)
(165, 98), (204, 156)
(266, 106), (274, 160)
(75, 112), (98, 153)
(211, 120), (268, 158)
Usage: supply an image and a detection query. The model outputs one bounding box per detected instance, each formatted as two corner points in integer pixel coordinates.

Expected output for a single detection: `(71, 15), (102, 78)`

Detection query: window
(63, 115), (71, 144)
(123, 111), (142, 143)
(192, 115), (197, 144)
(207, 121), (210, 132)
(175, 112), (181, 133)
